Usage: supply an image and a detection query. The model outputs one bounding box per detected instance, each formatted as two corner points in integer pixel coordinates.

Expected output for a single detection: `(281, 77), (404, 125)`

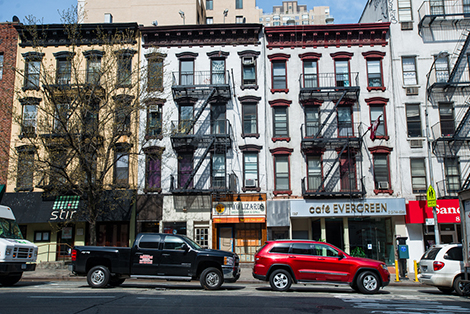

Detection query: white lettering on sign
(139, 254), (153, 264)
(436, 204), (460, 222)
(50, 209), (77, 221)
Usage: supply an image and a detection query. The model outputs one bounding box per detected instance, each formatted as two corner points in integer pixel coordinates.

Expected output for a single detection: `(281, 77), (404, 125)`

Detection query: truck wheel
(356, 271), (380, 294)
(269, 269), (292, 291)
(454, 276), (465, 296)
(109, 276), (125, 287)
(87, 266), (110, 288)
(0, 273), (22, 286)
(200, 267), (223, 290)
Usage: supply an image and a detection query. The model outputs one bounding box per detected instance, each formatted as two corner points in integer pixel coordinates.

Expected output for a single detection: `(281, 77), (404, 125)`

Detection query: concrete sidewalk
(21, 262), (423, 287)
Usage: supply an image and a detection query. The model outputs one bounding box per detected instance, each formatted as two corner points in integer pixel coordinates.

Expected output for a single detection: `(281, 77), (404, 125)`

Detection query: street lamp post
(223, 9), (229, 23)
(424, 51), (449, 246)
(179, 10), (185, 25)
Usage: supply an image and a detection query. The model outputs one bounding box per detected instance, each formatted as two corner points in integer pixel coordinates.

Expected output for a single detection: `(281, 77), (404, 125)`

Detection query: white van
(0, 205), (38, 286)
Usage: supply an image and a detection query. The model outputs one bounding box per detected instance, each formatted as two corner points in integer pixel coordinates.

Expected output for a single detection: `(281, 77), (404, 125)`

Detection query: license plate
(21, 264), (27, 270)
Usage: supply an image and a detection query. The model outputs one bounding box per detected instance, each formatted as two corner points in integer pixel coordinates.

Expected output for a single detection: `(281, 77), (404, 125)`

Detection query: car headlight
(5, 247), (12, 256)
(224, 256), (235, 266)
(380, 264), (388, 271)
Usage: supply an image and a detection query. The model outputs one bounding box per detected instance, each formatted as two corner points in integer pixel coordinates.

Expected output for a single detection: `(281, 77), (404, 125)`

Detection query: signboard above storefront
(406, 199), (460, 224)
(212, 201), (266, 218)
(290, 198), (406, 218)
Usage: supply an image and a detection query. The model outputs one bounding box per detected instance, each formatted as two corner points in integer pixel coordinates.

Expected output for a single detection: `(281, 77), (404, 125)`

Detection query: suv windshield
(0, 218), (24, 239)
(421, 247), (441, 260)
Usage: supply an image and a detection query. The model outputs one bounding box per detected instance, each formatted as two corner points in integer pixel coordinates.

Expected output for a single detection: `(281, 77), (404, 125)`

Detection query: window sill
(273, 190), (292, 196)
(373, 135), (389, 141)
(112, 183), (130, 189)
(367, 86), (386, 92)
(271, 88), (289, 94)
(241, 133), (260, 139)
(242, 187), (261, 192)
(241, 84), (259, 91)
(145, 134), (163, 140)
(22, 86), (40, 92)
(374, 189), (393, 195)
(18, 133), (36, 140)
(144, 188), (162, 193)
(116, 84), (132, 89)
(15, 187), (34, 192)
(147, 87), (164, 93)
(272, 137), (290, 142)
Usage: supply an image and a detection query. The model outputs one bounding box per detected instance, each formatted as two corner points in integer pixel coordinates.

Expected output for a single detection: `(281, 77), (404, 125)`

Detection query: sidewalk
(21, 262), (423, 287)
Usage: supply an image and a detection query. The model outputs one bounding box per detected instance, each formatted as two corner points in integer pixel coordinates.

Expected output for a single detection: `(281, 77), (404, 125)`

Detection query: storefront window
(163, 222), (187, 235)
(235, 223), (262, 263)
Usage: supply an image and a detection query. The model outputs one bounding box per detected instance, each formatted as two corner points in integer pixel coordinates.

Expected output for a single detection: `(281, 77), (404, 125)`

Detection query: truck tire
(356, 271), (380, 294)
(453, 276), (465, 296)
(87, 266), (111, 288)
(200, 267), (223, 290)
(109, 276), (126, 287)
(269, 269), (292, 291)
(0, 273), (22, 286)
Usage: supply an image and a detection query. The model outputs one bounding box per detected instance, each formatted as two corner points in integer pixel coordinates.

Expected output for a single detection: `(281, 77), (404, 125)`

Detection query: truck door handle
(162, 254), (170, 257)
(135, 252), (143, 255)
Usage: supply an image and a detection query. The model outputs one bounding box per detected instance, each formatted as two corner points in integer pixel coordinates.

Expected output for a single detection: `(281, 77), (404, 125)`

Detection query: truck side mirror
(182, 243), (190, 252)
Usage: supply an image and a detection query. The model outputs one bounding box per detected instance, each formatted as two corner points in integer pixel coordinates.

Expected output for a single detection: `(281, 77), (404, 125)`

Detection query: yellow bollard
(395, 259), (400, 282)
(414, 260), (419, 282)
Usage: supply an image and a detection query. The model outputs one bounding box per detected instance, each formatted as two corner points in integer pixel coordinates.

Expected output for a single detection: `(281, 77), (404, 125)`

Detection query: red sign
(406, 199), (460, 224)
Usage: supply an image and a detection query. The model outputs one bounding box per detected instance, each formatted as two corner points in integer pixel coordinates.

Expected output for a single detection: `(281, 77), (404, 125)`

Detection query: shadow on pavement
(256, 285), (391, 294)
(75, 282), (246, 291)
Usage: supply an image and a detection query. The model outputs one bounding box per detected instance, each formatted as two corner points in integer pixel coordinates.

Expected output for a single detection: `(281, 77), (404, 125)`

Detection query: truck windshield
(0, 218), (24, 239)
(183, 236), (202, 250)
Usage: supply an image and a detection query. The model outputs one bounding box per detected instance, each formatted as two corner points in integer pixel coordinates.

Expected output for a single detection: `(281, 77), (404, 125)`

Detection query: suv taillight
(433, 261), (445, 271)
(71, 249), (77, 262)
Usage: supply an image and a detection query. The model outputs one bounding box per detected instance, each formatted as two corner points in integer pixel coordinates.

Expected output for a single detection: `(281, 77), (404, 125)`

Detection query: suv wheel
(356, 271), (380, 294)
(269, 269), (292, 291)
(200, 267), (223, 290)
(454, 276), (465, 296)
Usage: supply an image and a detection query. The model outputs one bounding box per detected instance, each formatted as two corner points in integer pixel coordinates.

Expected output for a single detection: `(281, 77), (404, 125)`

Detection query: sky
(0, 0), (366, 25)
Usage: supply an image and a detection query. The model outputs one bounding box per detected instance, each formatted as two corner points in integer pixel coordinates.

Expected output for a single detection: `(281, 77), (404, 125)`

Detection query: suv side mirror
(338, 252), (344, 259)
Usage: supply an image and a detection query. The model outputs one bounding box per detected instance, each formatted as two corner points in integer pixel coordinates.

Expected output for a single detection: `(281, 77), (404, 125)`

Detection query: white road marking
(29, 296), (116, 299)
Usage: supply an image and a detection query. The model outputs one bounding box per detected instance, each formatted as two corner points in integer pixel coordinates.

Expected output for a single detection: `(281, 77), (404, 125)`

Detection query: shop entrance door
(219, 227), (233, 251)
(56, 225), (74, 260)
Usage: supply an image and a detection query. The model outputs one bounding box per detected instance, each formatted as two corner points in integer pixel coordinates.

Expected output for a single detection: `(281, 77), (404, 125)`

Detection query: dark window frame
(406, 103), (422, 137)
(270, 147), (293, 196)
(369, 146), (393, 195)
(268, 54), (290, 93)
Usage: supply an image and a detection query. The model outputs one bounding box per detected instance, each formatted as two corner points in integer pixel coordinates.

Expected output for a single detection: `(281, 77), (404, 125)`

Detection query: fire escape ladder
(315, 141), (349, 193)
(185, 87), (217, 135)
(454, 101), (470, 137)
(463, 171), (470, 190)
(449, 29), (470, 83)
(182, 138), (215, 190)
(314, 90), (347, 139)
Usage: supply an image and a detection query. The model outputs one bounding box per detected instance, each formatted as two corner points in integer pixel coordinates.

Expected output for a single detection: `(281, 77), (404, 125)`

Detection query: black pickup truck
(69, 233), (240, 290)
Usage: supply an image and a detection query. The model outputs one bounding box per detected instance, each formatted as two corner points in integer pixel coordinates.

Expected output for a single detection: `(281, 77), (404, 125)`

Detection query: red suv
(252, 240), (390, 294)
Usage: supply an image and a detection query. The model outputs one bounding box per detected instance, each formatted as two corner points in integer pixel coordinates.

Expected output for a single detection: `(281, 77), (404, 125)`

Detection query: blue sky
(1, 0), (365, 25)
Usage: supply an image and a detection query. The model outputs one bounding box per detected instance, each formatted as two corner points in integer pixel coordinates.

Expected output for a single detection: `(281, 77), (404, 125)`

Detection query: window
(402, 57), (417, 85)
(206, 0), (213, 10)
(211, 104), (226, 135)
(180, 60), (194, 85)
(163, 236), (186, 250)
(236, 0), (243, 9)
(340, 154), (357, 191)
(430, 0), (445, 15)
(54, 103), (70, 133)
(439, 102), (455, 136)
(23, 55), (42, 89)
(244, 152), (258, 188)
(305, 106), (319, 137)
(273, 106), (288, 138)
(337, 106), (353, 137)
(303, 60), (318, 88)
(410, 158), (427, 194)
(179, 105), (193, 134)
(270, 243), (291, 253)
(272, 61), (287, 90)
(370, 105), (386, 137)
(406, 104), (422, 137)
(367, 60), (382, 87)
(236, 16), (245, 23)
(0, 53), (3, 80)
(16, 148), (34, 190)
(435, 55), (449, 83)
(307, 156), (322, 191)
(212, 152), (226, 189)
(335, 60), (350, 87)
(146, 152), (162, 191)
(206, 17), (213, 24)
(274, 155), (290, 191)
(194, 226), (209, 248)
(139, 234), (161, 249)
(464, 0), (470, 14)
(397, 0), (413, 21)
(86, 58), (101, 84)
(114, 95), (133, 134)
(49, 149), (68, 186)
(273, 21), (280, 26)
(115, 50), (136, 86)
(34, 231), (51, 242)
(179, 153), (193, 188)
(83, 100), (99, 135)
(242, 102), (257, 135)
(114, 151), (129, 186)
(148, 58), (163, 91)
(56, 59), (71, 85)
(444, 158), (460, 193)
(211, 59), (225, 84)
(373, 154), (390, 190)
(147, 104), (162, 137)
(242, 57), (256, 86)
(22, 102), (37, 136)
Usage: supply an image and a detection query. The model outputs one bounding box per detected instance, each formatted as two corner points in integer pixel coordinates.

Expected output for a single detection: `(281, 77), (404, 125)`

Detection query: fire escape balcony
(171, 70), (231, 100)
(299, 72), (360, 103)
(300, 122), (362, 151)
(170, 119), (232, 151)
(418, 0), (470, 31)
(301, 173), (366, 199)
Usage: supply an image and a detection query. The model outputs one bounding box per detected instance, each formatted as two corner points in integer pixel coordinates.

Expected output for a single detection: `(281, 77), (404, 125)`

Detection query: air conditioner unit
(245, 179), (256, 187)
(410, 139), (423, 148)
(401, 21), (413, 30)
(378, 182), (389, 189)
(242, 57), (255, 65)
(406, 86), (419, 96)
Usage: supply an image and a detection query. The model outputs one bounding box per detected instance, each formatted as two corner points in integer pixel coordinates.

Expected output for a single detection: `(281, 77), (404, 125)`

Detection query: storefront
(406, 199), (461, 251)
(290, 198), (406, 265)
(212, 194), (267, 263)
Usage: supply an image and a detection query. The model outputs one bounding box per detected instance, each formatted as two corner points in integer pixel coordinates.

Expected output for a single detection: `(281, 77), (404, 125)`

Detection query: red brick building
(0, 23), (18, 185)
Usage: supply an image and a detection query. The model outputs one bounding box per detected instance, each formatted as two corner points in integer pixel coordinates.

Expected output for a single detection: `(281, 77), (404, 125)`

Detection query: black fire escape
(169, 70), (234, 194)
(428, 30), (470, 196)
(299, 72), (365, 198)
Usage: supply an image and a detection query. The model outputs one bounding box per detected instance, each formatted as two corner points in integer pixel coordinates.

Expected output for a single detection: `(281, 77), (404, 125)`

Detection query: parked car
(418, 244), (465, 295)
(252, 240), (390, 294)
